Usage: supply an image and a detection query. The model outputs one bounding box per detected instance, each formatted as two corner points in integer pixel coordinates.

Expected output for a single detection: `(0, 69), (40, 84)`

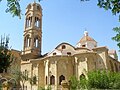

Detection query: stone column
(55, 61), (57, 90)
(34, 63), (39, 90)
(85, 57), (88, 72)
(47, 60), (50, 85)
(45, 60), (49, 87)
(31, 16), (35, 28)
(36, 63), (39, 85)
(75, 57), (78, 79)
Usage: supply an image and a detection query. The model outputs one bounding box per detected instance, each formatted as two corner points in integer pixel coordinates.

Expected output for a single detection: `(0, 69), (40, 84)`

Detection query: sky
(0, 0), (120, 59)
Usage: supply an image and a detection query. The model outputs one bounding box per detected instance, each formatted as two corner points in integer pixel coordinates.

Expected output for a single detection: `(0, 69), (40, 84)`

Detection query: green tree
(2, 0), (120, 49)
(11, 66), (29, 90)
(79, 75), (88, 89)
(77, 70), (120, 89)
(0, 0), (41, 18)
(69, 76), (78, 90)
(95, 0), (120, 50)
(38, 85), (51, 90)
(112, 27), (120, 49)
(0, 36), (13, 73)
(69, 71), (120, 89)
(81, 0), (120, 50)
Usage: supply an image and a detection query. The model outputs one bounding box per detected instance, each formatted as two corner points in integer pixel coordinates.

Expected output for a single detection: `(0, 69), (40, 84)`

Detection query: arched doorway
(50, 75), (55, 85)
(59, 75), (65, 85)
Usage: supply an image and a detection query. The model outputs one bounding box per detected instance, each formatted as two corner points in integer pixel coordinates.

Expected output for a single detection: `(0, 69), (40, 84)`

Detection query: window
(82, 45), (86, 47)
(53, 52), (56, 55)
(26, 17), (32, 28)
(59, 75), (65, 85)
(24, 70), (28, 80)
(25, 35), (31, 47)
(35, 17), (40, 28)
(67, 52), (71, 55)
(33, 75), (37, 84)
(34, 37), (39, 48)
(46, 76), (48, 85)
(50, 75), (55, 85)
(62, 45), (66, 49)
(37, 6), (40, 10)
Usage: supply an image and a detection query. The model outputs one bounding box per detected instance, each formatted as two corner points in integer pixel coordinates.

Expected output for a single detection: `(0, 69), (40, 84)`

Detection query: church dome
(76, 31), (97, 49)
(79, 31), (96, 43)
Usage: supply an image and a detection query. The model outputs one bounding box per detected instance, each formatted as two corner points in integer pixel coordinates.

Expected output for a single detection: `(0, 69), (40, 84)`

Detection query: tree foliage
(11, 67), (29, 90)
(38, 85), (51, 90)
(81, 0), (120, 50)
(87, 70), (120, 89)
(69, 70), (120, 89)
(0, 0), (41, 18)
(69, 76), (78, 90)
(0, 36), (13, 73)
(112, 27), (120, 49)
(1, 0), (120, 49)
(0, 0), (21, 18)
(97, 0), (120, 16)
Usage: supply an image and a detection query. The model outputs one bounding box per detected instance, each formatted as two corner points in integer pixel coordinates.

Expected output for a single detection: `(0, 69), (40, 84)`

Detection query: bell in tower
(21, 2), (42, 60)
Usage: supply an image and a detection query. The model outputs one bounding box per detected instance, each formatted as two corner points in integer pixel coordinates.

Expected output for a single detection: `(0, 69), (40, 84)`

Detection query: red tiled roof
(79, 35), (96, 43)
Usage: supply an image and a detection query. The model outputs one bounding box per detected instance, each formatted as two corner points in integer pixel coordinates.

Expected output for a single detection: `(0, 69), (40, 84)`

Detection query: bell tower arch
(22, 2), (42, 59)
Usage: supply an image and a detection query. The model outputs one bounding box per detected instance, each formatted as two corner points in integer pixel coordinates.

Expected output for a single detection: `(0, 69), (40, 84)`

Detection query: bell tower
(22, 2), (42, 59)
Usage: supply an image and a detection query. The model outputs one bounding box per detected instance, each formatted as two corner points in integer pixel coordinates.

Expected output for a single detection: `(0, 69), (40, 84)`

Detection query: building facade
(20, 2), (120, 90)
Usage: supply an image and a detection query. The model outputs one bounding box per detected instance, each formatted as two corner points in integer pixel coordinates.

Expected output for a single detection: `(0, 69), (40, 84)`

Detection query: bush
(83, 70), (120, 89)
(69, 76), (78, 90)
(69, 70), (120, 89)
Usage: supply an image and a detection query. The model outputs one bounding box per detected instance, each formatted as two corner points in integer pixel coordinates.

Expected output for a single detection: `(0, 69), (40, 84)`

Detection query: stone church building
(19, 2), (120, 90)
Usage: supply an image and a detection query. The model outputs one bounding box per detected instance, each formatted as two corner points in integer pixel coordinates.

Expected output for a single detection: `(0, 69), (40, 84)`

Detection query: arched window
(59, 75), (65, 85)
(62, 45), (66, 49)
(53, 52), (56, 55)
(35, 17), (40, 28)
(82, 44), (86, 47)
(114, 63), (118, 72)
(24, 70), (28, 80)
(37, 5), (40, 11)
(50, 75), (55, 85)
(67, 52), (71, 56)
(25, 35), (31, 47)
(34, 37), (39, 48)
(46, 76), (47, 85)
(109, 60), (114, 72)
(28, 17), (31, 27)
(26, 17), (32, 28)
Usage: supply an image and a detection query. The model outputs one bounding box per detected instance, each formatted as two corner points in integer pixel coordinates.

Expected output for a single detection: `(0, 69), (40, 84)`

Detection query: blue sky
(0, 0), (120, 59)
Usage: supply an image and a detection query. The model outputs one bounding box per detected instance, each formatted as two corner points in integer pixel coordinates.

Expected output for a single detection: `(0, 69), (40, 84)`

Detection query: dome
(76, 31), (97, 49)
(79, 31), (96, 43)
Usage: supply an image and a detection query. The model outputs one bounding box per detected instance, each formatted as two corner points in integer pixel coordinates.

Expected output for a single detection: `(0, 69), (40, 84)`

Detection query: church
(17, 1), (120, 90)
